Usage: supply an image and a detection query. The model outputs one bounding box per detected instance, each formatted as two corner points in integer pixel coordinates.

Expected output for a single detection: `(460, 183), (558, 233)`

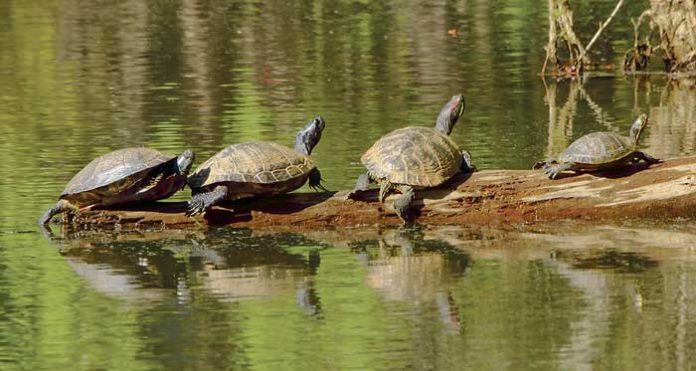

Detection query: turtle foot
(186, 185), (228, 216)
(542, 162), (574, 179)
(186, 198), (207, 216)
(393, 186), (416, 224)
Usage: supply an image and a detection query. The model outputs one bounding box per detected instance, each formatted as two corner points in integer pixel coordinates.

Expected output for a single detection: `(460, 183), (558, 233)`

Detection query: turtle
(186, 116), (327, 215)
(532, 114), (659, 179)
(349, 94), (474, 223)
(39, 148), (195, 226)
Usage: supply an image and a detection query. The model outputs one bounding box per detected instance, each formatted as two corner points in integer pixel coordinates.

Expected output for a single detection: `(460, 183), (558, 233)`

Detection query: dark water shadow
(95, 201), (189, 213)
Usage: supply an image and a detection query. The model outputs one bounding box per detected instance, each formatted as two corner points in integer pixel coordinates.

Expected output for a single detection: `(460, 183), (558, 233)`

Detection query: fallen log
(61, 156), (696, 230)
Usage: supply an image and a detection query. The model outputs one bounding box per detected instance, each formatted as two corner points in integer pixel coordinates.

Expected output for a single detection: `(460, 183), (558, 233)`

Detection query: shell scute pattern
(190, 142), (315, 187)
(361, 126), (462, 187)
(561, 132), (634, 164)
(62, 148), (172, 196)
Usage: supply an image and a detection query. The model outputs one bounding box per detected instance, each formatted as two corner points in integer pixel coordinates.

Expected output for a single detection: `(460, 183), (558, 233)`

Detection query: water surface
(0, 0), (694, 369)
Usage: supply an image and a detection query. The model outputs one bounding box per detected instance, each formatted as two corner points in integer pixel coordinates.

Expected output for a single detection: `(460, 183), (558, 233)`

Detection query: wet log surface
(65, 156), (696, 230)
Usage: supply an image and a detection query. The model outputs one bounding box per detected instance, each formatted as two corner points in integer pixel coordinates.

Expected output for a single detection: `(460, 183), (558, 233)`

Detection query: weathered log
(647, 0), (696, 72)
(61, 156), (696, 231)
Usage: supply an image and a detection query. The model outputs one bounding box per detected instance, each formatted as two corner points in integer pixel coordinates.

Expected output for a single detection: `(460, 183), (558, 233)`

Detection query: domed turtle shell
(560, 132), (636, 166)
(61, 147), (175, 198)
(361, 126), (463, 187)
(188, 141), (316, 190)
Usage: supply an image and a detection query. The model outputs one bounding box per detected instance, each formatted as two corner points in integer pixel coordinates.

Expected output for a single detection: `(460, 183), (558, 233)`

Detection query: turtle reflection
(55, 229), (324, 315)
(57, 231), (224, 302)
(556, 249), (659, 273)
(195, 231), (323, 316)
(351, 228), (470, 332)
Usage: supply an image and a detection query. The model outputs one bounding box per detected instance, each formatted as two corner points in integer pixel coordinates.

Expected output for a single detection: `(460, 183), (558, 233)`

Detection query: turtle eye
(452, 101), (462, 117)
(313, 117), (325, 131)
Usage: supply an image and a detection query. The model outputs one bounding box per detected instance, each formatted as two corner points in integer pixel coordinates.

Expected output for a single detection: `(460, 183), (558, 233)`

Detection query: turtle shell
(361, 126), (462, 187)
(560, 132), (636, 165)
(188, 142), (315, 189)
(61, 147), (175, 197)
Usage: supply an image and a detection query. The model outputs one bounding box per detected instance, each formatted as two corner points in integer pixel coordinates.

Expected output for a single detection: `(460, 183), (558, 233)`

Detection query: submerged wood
(65, 156), (696, 230)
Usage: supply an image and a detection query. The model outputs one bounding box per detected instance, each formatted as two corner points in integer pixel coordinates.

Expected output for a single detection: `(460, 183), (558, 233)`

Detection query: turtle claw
(185, 200), (206, 216)
(309, 183), (329, 193)
(186, 185), (228, 216)
(542, 165), (557, 179)
(541, 161), (573, 179)
(308, 168), (328, 193)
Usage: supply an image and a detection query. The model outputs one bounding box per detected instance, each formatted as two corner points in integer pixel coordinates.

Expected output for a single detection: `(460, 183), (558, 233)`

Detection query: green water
(1, 0), (695, 369)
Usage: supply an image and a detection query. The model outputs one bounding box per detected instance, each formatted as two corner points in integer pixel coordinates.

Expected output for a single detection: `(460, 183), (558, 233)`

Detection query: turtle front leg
(543, 161), (574, 179)
(460, 150), (477, 173)
(186, 185), (229, 216)
(39, 199), (79, 226)
(533, 159), (554, 170)
(308, 168), (329, 192)
(393, 185), (416, 223)
(378, 180), (394, 203)
(633, 151), (660, 165)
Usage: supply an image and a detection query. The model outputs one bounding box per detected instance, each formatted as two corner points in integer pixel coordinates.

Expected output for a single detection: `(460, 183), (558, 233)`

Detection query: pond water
(0, 0), (695, 369)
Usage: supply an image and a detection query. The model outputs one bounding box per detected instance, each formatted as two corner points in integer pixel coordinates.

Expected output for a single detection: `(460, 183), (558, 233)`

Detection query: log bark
(62, 156), (696, 231)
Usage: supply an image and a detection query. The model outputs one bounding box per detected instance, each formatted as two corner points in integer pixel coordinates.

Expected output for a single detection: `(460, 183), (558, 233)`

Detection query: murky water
(0, 0), (695, 369)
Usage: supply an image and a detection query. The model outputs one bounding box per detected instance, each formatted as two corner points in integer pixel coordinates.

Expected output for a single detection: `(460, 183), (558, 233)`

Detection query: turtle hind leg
(186, 185), (228, 216)
(633, 151), (660, 165)
(378, 180), (394, 203)
(39, 199), (78, 226)
(346, 172), (373, 200)
(354, 173), (372, 191)
(393, 185), (416, 223)
(544, 162), (574, 179)
(308, 168), (329, 192)
(460, 150), (477, 173)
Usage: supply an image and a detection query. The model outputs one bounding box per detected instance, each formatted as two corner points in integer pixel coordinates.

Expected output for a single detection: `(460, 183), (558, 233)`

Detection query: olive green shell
(560, 132), (636, 165)
(361, 126), (462, 187)
(188, 142), (315, 189)
(61, 147), (174, 197)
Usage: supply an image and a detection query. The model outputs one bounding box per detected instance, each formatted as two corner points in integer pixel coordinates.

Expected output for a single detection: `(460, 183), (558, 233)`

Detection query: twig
(585, 0), (625, 53)
(541, 0), (557, 75)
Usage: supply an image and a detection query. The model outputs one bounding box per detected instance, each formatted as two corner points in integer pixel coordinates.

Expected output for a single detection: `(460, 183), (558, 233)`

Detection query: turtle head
(176, 149), (195, 175)
(629, 114), (648, 144)
(435, 94), (465, 136)
(294, 116), (325, 156)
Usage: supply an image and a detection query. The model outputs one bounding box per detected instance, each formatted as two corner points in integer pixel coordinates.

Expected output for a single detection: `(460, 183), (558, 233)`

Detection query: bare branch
(585, 0), (625, 53)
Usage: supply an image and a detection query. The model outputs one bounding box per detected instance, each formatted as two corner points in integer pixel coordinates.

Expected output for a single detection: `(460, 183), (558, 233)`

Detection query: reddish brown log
(63, 156), (695, 231)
